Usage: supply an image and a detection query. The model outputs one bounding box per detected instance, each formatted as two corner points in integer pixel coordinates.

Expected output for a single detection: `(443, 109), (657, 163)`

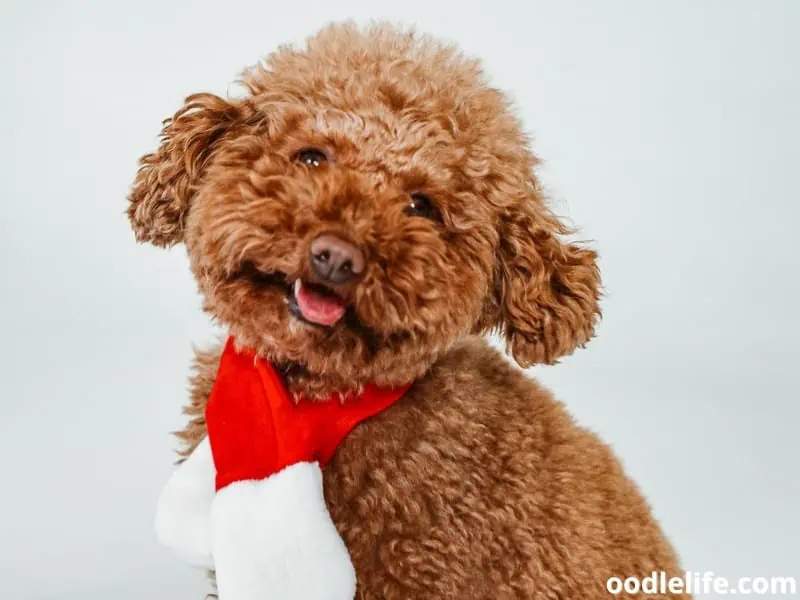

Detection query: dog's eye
(406, 193), (439, 221)
(295, 148), (328, 167)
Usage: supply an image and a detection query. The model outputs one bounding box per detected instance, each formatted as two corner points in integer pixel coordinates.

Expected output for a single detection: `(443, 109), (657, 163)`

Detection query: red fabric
(206, 337), (412, 491)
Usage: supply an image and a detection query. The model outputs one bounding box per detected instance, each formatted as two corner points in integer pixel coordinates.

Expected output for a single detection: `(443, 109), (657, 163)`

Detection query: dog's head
(128, 23), (601, 395)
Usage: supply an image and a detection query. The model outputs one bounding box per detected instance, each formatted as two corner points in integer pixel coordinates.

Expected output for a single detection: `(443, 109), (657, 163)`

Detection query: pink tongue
(295, 281), (346, 326)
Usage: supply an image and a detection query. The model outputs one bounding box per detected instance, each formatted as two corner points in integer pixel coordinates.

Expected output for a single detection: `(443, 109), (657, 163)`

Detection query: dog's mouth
(287, 279), (347, 327)
(232, 261), (407, 359)
(237, 261), (349, 329)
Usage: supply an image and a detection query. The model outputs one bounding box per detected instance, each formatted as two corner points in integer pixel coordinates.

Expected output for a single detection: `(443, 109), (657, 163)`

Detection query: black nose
(309, 234), (365, 284)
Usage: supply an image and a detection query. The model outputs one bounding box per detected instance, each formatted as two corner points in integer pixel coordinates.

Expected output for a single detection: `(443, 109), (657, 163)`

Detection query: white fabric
(154, 437), (215, 569)
(210, 461), (356, 600)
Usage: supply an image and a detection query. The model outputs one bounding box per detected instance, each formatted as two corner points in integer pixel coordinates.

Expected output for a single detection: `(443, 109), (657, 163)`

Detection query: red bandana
(206, 337), (412, 491)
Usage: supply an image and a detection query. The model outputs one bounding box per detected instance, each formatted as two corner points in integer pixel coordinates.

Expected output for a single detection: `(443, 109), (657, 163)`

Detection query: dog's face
(128, 24), (601, 394)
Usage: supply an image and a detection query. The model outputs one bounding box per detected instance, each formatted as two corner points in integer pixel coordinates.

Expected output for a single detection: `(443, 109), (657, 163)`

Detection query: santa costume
(154, 337), (411, 600)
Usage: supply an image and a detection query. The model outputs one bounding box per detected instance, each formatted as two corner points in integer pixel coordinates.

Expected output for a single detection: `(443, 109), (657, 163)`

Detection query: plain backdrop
(1, 1), (798, 598)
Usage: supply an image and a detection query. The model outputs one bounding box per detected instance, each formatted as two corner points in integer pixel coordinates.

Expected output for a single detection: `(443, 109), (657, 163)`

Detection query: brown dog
(129, 22), (687, 600)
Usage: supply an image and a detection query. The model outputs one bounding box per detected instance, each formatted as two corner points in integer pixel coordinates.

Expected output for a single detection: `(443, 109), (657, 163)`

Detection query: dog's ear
(485, 182), (601, 367)
(127, 93), (244, 247)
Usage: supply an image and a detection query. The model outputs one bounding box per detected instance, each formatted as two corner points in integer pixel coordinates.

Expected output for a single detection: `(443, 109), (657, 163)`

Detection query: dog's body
(178, 337), (685, 599)
(130, 22), (687, 599)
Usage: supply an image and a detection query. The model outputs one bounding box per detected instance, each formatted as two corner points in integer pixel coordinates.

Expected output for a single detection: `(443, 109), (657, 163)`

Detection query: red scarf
(206, 337), (412, 490)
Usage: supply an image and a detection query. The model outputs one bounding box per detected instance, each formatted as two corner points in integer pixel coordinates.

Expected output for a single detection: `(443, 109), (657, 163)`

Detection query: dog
(128, 21), (687, 600)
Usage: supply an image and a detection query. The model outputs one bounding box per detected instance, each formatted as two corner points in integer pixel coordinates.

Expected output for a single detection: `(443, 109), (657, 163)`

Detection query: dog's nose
(309, 234), (365, 284)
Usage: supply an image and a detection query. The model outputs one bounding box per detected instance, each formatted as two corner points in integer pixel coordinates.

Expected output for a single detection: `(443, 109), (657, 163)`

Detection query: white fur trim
(154, 437), (215, 569)
(211, 461), (356, 600)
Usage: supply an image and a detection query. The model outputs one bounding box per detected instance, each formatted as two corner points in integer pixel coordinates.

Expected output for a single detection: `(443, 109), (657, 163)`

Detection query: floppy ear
(488, 184), (601, 367)
(127, 93), (244, 247)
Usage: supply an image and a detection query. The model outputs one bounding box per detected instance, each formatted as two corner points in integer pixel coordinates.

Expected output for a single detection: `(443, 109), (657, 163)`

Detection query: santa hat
(154, 337), (411, 600)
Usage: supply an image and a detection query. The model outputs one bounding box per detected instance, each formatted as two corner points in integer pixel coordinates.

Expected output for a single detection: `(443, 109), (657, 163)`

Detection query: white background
(1, 1), (798, 598)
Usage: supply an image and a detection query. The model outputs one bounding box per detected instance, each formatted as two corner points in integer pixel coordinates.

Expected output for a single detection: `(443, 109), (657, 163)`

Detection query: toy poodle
(128, 21), (687, 600)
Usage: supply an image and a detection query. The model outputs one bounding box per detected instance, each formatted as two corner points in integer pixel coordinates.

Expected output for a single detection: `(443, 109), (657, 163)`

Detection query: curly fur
(129, 22), (685, 599)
